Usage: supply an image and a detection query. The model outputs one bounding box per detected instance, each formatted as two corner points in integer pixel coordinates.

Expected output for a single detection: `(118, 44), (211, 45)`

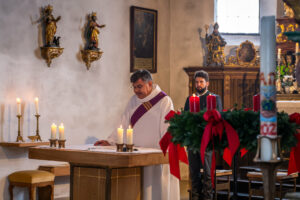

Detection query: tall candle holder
(16, 115), (24, 142)
(35, 114), (42, 141)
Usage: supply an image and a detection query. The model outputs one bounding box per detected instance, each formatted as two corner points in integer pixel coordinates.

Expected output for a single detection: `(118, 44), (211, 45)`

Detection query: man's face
(195, 77), (209, 92)
(132, 78), (153, 99)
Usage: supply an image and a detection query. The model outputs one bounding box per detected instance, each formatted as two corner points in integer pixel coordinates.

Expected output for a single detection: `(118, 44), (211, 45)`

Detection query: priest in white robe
(94, 69), (179, 200)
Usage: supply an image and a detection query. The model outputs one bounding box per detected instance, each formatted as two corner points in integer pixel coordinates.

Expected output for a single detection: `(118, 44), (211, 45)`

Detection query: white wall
(0, 0), (171, 199)
(169, 0), (215, 109)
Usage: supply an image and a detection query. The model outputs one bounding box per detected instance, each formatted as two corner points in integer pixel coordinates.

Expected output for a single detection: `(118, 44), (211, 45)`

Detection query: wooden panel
(38, 164), (70, 176)
(73, 167), (106, 200)
(73, 166), (141, 200)
(0, 142), (49, 147)
(111, 168), (141, 200)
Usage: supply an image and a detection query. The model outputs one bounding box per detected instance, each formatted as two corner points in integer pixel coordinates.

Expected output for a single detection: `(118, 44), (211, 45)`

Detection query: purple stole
(130, 91), (167, 127)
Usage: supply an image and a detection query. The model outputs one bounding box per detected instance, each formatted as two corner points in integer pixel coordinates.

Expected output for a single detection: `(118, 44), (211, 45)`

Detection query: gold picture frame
(236, 40), (257, 65)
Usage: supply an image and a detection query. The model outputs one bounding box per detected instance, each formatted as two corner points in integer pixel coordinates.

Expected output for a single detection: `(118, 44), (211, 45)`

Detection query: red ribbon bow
(159, 110), (189, 180)
(200, 110), (240, 188)
(288, 133), (300, 175)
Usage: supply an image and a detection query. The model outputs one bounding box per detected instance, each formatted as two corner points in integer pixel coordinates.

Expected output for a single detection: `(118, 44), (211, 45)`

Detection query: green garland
(167, 110), (298, 153)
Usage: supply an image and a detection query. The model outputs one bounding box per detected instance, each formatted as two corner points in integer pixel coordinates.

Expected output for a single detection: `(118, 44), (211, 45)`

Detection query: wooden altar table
(28, 145), (168, 200)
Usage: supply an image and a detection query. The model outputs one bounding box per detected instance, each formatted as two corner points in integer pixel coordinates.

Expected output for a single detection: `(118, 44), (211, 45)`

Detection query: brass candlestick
(126, 144), (134, 152)
(116, 143), (124, 152)
(49, 139), (57, 147)
(16, 115), (24, 142)
(58, 139), (66, 148)
(35, 114), (42, 141)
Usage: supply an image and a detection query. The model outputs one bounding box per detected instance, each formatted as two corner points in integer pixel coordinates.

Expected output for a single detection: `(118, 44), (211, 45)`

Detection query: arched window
(215, 0), (260, 34)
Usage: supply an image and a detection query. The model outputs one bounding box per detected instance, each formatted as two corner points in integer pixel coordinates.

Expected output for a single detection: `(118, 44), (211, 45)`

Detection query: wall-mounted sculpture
(81, 12), (106, 70)
(40, 5), (63, 67)
(205, 23), (227, 66)
(284, 0), (300, 23)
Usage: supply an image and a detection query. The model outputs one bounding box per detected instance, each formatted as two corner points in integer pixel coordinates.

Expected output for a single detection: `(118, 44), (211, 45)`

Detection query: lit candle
(34, 97), (39, 115)
(51, 123), (57, 139)
(59, 123), (64, 140)
(16, 98), (21, 115)
(277, 48), (281, 60)
(189, 94), (200, 112)
(117, 125), (124, 144)
(126, 125), (133, 145)
(206, 94), (216, 110)
(253, 94), (260, 112)
(260, 16), (277, 161)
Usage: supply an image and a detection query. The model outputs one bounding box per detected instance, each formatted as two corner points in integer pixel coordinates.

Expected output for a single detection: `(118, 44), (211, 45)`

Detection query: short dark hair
(194, 70), (209, 82)
(130, 69), (152, 83)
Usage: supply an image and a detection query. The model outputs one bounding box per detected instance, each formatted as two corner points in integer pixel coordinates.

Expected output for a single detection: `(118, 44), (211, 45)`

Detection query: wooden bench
(247, 171), (298, 200)
(38, 164), (70, 177)
(37, 164), (70, 199)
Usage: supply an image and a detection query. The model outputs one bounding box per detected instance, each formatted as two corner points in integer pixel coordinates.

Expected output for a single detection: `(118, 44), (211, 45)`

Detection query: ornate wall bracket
(40, 47), (64, 67)
(81, 50), (103, 70)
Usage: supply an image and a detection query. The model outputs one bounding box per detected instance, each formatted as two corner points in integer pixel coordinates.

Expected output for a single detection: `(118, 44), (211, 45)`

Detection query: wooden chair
(247, 171), (298, 200)
(214, 169), (232, 200)
(8, 170), (55, 200)
(188, 169), (232, 200)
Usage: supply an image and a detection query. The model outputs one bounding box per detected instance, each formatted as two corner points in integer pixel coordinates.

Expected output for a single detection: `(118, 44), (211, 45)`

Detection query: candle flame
(120, 125), (122, 129)
(35, 97), (39, 102)
(129, 125), (132, 129)
(192, 93), (195, 97)
(16, 98), (21, 103)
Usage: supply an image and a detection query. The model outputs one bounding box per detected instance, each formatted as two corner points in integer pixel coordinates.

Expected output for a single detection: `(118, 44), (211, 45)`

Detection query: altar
(28, 145), (168, 200)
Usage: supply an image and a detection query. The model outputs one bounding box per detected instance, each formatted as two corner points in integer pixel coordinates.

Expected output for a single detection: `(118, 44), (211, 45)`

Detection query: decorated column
(260, 16), (277, 161)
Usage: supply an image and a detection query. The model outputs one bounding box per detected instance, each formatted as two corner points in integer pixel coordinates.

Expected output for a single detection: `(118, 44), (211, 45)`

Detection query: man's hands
(94, 140), (110, 146)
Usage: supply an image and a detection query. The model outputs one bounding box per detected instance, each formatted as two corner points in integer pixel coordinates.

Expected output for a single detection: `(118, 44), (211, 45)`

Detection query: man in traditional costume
(184, 70), (222, 200)
(94, 69), (179, 200)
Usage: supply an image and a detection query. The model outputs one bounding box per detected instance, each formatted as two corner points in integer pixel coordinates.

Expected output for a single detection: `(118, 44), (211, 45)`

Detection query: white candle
(16, 98), (21, 115)
(51, 123), (57, 139)
(126, 125), (133, 145)
(34, 97), (39, 115)
(59, 123), (64, 140)
(117, 125), (124, 144)
(277, 48), (281, 60)
(260, 16), (277, 161)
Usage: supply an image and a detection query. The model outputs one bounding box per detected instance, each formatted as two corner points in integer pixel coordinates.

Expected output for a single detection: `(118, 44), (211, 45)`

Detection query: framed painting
(130, 6), (157, 73)
(237, 40), (257, 65)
